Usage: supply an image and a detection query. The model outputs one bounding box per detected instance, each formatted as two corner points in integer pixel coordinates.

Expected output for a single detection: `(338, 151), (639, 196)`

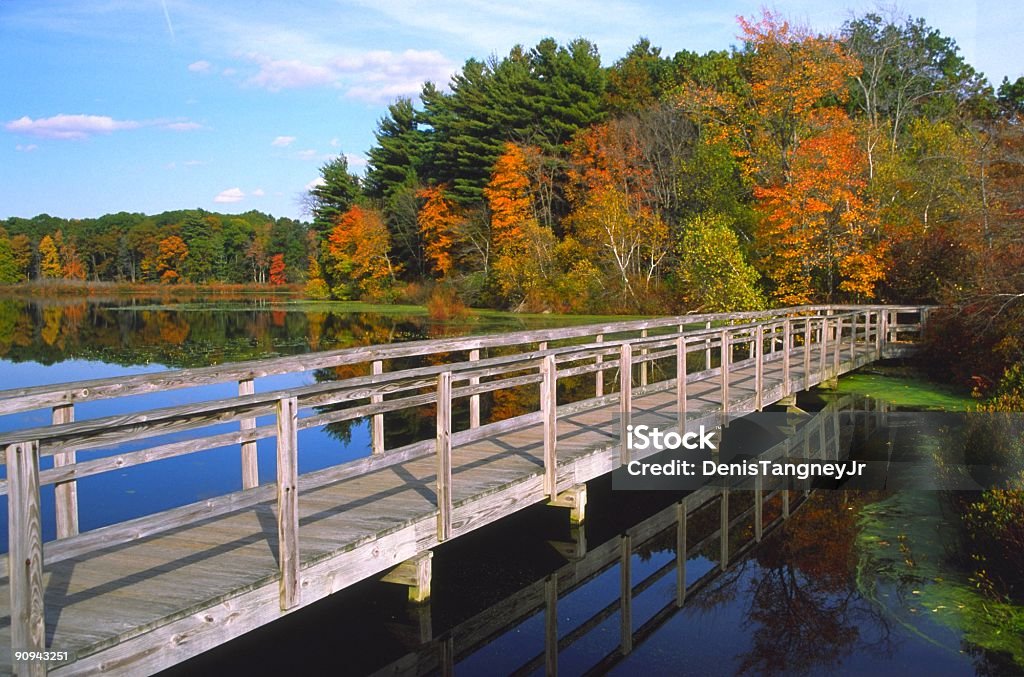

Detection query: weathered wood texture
(0, 305), (927, 675)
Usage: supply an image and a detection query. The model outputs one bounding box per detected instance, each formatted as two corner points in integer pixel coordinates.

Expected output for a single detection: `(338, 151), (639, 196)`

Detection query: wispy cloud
(188, 60), (212, 73)
(214, 187), (245, 203)
(15, 144), (38, 152)
(295, 148), (319, 160)
(5, 114), (203, 140)
(252, 188), (266, 197)
(246, 56), (336, 91)
(271, 135), (296, 147)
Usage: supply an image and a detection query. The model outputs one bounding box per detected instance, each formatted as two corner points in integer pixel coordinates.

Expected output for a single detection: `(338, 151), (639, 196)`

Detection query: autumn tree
(268, 253), (287, 285)
(38, 234), (61, 279)
(305, 231), (330, 298)
(416, 185), (462, 278)
(155, 235), (188, 284)
(483, 143), (555, 308)
(0, 230), (20, 284)
(324, 205), (398, 300)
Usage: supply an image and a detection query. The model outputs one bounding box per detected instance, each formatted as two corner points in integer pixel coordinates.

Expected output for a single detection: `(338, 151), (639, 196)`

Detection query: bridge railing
(0, 304), (929, 658)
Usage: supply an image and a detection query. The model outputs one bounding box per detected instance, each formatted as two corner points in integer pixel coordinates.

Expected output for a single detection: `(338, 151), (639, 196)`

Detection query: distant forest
(2, 11), (1022, 325)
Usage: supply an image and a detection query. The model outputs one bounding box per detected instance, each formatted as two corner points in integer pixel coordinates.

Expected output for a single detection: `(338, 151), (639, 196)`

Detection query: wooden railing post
(720, 330), (730, 424)
(468, 350), (480, 429)
(676, 337), (687, 429)
(849, 313), (857, 363)
(436, 372), (453, 542)
(804, 318), (812, 390)
(8, 441), (46, 669)
(52, 403), (79, 538)
(705, 321), (712, 369)
(595, 334), (604, 398)
(541, 355), (558, 499)
(820, 317), (829, 381)
(754, 324), (764, 411)
(833, 316), (842, 375)
(639, 328), (649, 387)
(276, 396), (299, 610)
(619, 344), (633, 463)
(238, 379), (260, 489)
(875, 309), (883, 357)
(371, 360), (385, 454)
(782, 318), (792, 396)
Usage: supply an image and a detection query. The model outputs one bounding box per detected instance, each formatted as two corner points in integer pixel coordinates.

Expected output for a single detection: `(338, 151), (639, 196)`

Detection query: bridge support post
(548, 484), (587, 525)
(548, 525), (587, 561)
(52, 403), (79, 538)
(381, 551), (433, 604)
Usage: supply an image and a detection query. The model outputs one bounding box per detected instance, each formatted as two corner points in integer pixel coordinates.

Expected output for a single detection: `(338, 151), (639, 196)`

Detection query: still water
(0, 298), (1020, 675)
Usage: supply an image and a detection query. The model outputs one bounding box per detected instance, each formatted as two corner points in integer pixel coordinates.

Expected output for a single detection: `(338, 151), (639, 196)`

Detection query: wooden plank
(595, 334), (604, 398)
(276, 397), (299, 611)
(238, 378), (259, 490)
(436, 372), (452, 542)
(52, 403), (79, 539)
(371, 361), (385, 454)
(7, 441), (46, 676)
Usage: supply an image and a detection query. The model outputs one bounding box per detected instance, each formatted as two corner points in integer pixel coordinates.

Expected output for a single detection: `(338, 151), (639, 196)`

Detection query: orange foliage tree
(268, 253), (287, 285)
(417, 185), (461, 278)
(156, 235), (188, 284)
(324, 205), (397, 300)
(483, 143), (555, 308)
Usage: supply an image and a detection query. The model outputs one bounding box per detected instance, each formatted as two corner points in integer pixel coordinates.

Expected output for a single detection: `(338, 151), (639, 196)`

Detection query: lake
(0, 297), (1020, 675)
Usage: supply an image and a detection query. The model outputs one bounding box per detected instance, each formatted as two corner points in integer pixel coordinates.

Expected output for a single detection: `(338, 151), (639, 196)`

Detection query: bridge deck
(1, 338), (882, 675)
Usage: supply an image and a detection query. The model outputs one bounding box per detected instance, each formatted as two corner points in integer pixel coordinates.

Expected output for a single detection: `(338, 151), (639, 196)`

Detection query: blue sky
(2, 1), (1020, 222)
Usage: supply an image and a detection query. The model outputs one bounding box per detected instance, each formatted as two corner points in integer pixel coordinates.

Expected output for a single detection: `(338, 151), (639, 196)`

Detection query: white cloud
(188, 60), (212, 73)
(214, 187), (245, 203)
(304, 177), (326, 191)
(4, 114), (202, 139)
(252, 188), (265, 196)
(246, 56), (335, 91)
(271, 135), (296, 147)
(5, 114), (140, 139)
(296, 148), (318, 160)
(164, 121), (204, 131)
(329, 137), (341, 148)
(15, 143), (38, 152)
(345, 153), (367, 169)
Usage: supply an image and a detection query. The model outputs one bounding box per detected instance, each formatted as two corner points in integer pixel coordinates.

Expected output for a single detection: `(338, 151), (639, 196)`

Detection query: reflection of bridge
(0, 305), (925, 674)
(373, 394), (883, 676)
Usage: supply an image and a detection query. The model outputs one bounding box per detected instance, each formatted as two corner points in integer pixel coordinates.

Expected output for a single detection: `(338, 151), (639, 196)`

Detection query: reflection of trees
(727, 492), (893, 676)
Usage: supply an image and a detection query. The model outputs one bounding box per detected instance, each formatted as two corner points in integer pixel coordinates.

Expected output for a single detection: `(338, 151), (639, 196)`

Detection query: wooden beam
(436, 371), (453, 542)
(595, 334), (604, 398)
(548, 484), (586, 525)
(238, 379), (259, 490)
(469, 349), (481, 428)
(371, 360), (385, 454)
(804, 318), (812, 391)
(619, 344), (632, 463)
(52, 403), (78, 538)
(276, 397), (299, 611)
(8, 441), (46, 674)
(542, 355), (558, 499)
(639, 328), (648, 387)
(380, 551), (432, 604)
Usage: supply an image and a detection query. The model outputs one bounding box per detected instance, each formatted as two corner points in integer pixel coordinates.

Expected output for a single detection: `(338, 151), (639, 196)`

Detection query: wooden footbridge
(0, 305), (927, 675)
